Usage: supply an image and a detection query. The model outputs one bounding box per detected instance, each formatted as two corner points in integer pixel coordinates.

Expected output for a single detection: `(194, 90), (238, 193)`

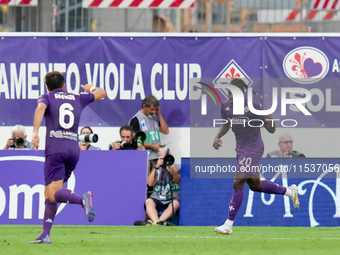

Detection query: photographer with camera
(4, 125), (33, 150)
(129, 95), (169, 173)
(79, 126), (101, 151)
(144, 147), (180, 226)
(109, 125), (146, 151)
(266, 134), (305, 158)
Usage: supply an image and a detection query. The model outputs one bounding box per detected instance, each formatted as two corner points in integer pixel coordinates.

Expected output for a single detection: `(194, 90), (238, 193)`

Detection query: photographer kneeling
(145, 148), (180, 225)
(109, 125), (145, 151)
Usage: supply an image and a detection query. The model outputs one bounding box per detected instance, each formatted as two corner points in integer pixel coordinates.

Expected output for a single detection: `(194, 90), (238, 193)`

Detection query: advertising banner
(180, 158), (340, 227)
(1, 34), (340, 128)
(0, 150), (148, 225)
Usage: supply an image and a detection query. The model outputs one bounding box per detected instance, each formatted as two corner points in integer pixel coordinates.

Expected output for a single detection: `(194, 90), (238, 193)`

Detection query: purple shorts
(44, 153), (79, 186)
(236, 152), (262, 175)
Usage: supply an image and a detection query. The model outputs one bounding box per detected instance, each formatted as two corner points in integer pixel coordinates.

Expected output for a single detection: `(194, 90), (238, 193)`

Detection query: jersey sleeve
(37, 93), (49, 108)
(80, 93), (95, 108)
(129, 117), (140, 132)
(221, 104), (228, 120)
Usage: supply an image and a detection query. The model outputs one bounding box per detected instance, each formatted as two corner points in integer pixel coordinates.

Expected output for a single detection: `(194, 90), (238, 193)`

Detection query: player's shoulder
(221, 99), (231, 108)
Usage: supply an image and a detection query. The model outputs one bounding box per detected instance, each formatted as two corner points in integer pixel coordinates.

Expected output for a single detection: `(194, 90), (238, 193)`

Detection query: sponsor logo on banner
(196, 59), (314, 128)
(199, 60), (253, 115)
(283, 46), (329, 84)
(213, 59), (253, 99)
(0, 155), (75, 220)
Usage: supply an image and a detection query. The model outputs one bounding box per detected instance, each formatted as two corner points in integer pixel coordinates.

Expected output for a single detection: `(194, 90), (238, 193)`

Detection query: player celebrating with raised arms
(213, 78), (300, 235)
(30, 71), (106, 244)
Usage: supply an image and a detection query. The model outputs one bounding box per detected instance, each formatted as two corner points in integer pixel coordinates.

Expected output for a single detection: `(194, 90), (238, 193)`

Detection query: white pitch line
(90, 235), (340, 240)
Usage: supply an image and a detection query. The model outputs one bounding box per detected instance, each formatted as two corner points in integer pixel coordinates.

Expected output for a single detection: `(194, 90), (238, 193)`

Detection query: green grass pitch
(1, 225), (340, 255)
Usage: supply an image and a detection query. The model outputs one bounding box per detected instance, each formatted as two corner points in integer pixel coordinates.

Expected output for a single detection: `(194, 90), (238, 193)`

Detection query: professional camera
(12, 136), (25, 147)
(120, 140), (132, 149)
(286, 150), (306, 158)
(162, 149), (175, 168)
(78, 134), (98, 144)
(134, 131), (146, 147)
(119, 131), (146, 150)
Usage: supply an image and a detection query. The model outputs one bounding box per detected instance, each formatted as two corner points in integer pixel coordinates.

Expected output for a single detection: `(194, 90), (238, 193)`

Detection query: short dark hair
(142, 95), (159, 108)
(119, 125), (133, 136)
(80, 126), (93, 135)
(45, 71), (64, 91)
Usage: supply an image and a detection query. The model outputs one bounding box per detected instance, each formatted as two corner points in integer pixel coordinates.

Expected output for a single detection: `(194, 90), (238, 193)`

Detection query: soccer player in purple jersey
(29, 71), (106, 244)
(212, 78), (300, 235)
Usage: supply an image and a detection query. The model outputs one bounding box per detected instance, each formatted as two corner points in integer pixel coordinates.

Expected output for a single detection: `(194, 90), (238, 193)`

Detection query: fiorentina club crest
(213, 59), (253, 99)
(283, 46), (329, 84)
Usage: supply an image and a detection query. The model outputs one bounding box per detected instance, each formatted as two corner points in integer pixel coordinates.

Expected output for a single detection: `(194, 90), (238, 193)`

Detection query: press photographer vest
(130, 111), (161, 160)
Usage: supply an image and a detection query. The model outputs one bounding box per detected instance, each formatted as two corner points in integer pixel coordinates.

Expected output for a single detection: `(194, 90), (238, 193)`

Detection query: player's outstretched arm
(81, 84), (107, 101)
(32, 102), (47, 150)
(213, 120), (231, 150)
(264, 114), (276, 134)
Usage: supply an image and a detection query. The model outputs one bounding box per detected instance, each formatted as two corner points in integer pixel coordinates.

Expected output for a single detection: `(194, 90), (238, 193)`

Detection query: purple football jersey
(38, 89), (94, 157)
(221, 98), (267, 155)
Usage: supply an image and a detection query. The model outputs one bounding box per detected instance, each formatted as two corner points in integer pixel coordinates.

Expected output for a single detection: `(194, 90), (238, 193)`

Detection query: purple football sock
(54, 189), (83, 205)
(227, 189), (244, 221)
(260, 180), (286, 195)
(40, 199), (57, 238)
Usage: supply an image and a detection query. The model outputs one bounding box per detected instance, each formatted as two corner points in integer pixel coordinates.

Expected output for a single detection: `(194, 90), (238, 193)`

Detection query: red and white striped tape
(285, 0), (340, 21)
(256, 0), (340, 23)
(0, 0), (37, 6)
(82, 0), (195, 8)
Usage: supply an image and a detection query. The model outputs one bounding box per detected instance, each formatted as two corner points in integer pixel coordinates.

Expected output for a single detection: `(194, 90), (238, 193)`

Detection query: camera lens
(78, 134), (98, 143)
(163, 154), (175, 166)
(14, 136), (24, 147)
(120, 141), (131, 149)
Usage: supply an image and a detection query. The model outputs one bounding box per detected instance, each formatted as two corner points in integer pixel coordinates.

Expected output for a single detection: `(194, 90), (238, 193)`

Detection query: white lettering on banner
(176, 63), (188, 101)
(163, 63), (175, 100)
(99, 63), (104, 90)
(298, 170), (340, 227)
(0, 62), (204, 100)
(9, 184), (45, 219)
(105, 63), (119, 100)
(151, 63), (201, 100)
(325, 89), (340, 112)
(306, 88), (324, 112)
(244, 171), (293, 218)
(40, 63), (52, 95)
(27, 63), (39, 99)
(10, 63), (26, 99)
(151, 63), (162, 99)
(66, 63), (80, 94)
(54, 63), (66, 74)
(0, 187), (5, 216)
(332, 59), (340, 73)
(0, 63), (9, 99)
(132, 63), (145, 100)
(243, 168), (340, 226)
(0, 155), (76, 220)
(289, 88), (340, 113)
(85, 63), (99, 86)
(120, 63), (130, 100)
